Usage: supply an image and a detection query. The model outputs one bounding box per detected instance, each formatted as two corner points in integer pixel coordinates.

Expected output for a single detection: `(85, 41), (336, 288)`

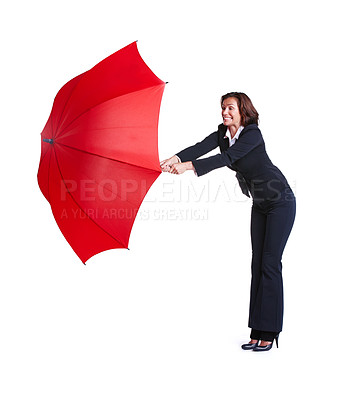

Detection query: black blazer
(176, 123), (290, 201)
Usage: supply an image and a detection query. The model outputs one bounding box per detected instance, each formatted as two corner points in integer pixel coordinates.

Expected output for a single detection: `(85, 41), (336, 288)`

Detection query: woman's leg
(248, 205), (266, 332)
(249, 197), (296, 333)
(250, 328), (262, 340)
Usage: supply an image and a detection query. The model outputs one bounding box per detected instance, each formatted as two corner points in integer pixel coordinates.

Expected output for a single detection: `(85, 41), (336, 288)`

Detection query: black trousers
(248, 188), (296, 336)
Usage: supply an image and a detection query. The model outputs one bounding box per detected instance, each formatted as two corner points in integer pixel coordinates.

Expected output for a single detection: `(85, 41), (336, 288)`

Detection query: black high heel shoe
(252, 335), (279, 352)
(241, 341), (259, 350)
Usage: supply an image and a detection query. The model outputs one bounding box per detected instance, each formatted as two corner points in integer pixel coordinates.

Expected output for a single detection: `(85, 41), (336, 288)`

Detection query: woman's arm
(160, 129), (219, 173)
(175, 130), (219, 162)
(192, 127), (263, 176)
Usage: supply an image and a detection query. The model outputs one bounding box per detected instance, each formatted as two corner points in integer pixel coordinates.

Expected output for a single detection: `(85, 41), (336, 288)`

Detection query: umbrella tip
(43, 138), (54, 144)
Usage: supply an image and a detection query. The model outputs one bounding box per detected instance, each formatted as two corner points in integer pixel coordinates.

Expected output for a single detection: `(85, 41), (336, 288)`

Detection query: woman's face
(221, 97), (242, 128)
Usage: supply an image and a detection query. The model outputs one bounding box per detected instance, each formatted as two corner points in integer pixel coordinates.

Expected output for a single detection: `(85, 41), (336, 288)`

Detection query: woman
(160, 92), (296, 351)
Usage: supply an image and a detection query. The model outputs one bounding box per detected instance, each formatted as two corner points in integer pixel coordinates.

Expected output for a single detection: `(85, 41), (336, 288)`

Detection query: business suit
(177, 123), (296, 338)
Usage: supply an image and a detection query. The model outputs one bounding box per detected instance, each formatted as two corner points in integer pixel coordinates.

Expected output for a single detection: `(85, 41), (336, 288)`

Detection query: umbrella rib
(54, 73), (85, 138)
(52, 147), (128, 249)
(47, 148), (53, 204)
(37, 144), (53, 203)
(38, 141), (51, 170)
(51, 112), (54, 138)
(54, 82), (164, 140)
(56, 142), (161, 174)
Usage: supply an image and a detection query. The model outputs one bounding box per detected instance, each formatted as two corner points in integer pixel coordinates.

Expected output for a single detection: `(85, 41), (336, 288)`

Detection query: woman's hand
(160, 155), (180, 172)
(169, 162), (194, 175)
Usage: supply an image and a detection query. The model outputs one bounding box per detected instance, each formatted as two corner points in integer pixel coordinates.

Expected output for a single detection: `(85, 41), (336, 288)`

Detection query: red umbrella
(37, 42), (165, 263)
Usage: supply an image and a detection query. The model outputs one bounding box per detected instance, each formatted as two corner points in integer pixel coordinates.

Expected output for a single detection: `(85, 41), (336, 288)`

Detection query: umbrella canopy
(38, 42), (165, 263)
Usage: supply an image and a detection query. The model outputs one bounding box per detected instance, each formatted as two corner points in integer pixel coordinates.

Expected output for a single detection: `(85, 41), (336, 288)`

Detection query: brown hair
(221, 92), (259, 127)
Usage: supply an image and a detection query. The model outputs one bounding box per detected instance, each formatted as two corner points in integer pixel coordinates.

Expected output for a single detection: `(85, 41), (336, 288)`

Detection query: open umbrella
(37, 42), (165, 263)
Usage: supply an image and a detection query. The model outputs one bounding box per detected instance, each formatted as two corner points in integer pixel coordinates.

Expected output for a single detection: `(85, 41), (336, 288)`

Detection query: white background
(1, 0), (357, 399)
